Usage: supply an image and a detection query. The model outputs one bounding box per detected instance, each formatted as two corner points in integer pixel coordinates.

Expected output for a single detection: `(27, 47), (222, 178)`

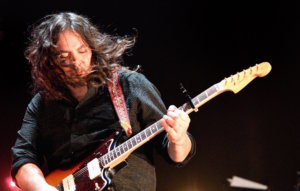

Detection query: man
(11, 12), (196, 191)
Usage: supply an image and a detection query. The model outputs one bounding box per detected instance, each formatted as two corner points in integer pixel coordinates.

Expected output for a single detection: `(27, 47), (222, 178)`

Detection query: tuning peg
(224, 77), (228, 85)
(231, 75), (234, 82)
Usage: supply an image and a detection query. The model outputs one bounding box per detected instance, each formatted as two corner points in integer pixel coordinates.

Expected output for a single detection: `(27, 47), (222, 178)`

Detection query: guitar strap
(107, 70), (132, 137)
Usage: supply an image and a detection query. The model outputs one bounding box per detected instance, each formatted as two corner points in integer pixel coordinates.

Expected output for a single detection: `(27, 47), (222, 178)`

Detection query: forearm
(167, 133), (192, 162)
(15, 163), (56, 191)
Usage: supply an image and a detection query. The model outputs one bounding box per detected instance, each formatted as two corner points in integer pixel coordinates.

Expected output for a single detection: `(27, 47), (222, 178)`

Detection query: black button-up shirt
(11, 71), (196, 190)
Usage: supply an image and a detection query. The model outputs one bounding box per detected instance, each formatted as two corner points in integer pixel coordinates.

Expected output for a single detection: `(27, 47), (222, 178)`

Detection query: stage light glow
(6, 176), (20, 191)
(10, 179), (16, 187)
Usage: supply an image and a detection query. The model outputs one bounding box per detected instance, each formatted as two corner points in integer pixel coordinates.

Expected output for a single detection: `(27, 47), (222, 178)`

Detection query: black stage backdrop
(0, 1), (299, 191)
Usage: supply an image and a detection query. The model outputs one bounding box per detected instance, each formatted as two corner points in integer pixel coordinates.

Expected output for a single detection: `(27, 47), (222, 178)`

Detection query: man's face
(56, 30), (92, 79)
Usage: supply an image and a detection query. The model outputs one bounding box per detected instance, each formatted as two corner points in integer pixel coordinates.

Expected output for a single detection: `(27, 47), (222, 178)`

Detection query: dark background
(0, 1), (299, 191)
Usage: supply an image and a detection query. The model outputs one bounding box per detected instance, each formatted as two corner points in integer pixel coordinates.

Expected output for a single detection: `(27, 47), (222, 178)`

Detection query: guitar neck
(99, 82), (225, 168)
(99, 62), (273, 168)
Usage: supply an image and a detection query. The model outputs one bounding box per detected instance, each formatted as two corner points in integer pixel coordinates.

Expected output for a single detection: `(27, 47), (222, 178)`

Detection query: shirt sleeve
(161, 132), (196, 167)
(121, 71), (196, 167)
(11, 93), (45, 179)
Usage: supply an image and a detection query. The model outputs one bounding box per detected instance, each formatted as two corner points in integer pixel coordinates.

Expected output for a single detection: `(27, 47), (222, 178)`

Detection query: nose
(70, 52), (89, 76)
(70, 52), (80, 63)
(70, 53), (82, 69)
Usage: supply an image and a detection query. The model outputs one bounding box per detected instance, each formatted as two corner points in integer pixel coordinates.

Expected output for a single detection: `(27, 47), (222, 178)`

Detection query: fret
(180, 102), (191, 112)
(116, 147), (121, 156)
(156, 122), (162, 131)
(215, 83), (222, 91)
(205, 89), (208, 97)
(141, 130), (147, 140)
(108, 152), (112, 161)
(127, 140), (133, 149)
(197, 92), (207, 103)
(105, 153), (110, 163)
(151, 124), (157, 133)
(102, 155), (108, 165)
(207, 85), (217, 96)
(135, 133), (141, 143)
(105, 155), (109, 164)
(145, 127), (151, 137)
(119, 144), (125, 153)
(99, 157), (105, 167)
(104, 154), (110, 163)
(149, 125), (153, 134)
(123, 142), (128, 151)
(194, 95), (200, 105)
(112, 150), (117, 159)
(154, 122), (158, 130)
(131, 136), (137, 146)
(109, 152), (114, 161)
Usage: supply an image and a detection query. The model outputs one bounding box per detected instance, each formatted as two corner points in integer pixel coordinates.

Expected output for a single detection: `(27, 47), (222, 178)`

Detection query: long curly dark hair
(25, 12), (135, 100)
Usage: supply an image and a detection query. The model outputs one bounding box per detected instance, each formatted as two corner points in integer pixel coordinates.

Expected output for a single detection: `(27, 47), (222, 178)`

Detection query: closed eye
(59, 52), (70, 58)
(78, 47), (88, 53)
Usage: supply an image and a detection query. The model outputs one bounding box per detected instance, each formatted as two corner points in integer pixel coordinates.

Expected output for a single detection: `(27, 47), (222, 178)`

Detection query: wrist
(169, 133), (190, 147)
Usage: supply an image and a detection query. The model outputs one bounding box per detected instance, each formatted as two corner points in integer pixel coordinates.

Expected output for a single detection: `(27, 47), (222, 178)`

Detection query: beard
(60, 63), (90, 88)
(64, 73), (88, 88)
(59, 63), (105, 90)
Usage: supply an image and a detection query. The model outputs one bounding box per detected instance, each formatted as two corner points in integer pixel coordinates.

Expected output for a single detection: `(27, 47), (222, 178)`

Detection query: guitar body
(46, 131), (122, 191)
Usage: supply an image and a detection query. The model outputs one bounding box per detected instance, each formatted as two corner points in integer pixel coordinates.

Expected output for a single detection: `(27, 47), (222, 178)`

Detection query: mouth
(77, 66), (92, 77)
(76, 70), (89, 76)
(77, 71), (84, 76)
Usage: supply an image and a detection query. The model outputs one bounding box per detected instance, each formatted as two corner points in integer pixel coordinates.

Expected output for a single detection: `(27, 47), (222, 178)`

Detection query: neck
(68, 85), (88, 102)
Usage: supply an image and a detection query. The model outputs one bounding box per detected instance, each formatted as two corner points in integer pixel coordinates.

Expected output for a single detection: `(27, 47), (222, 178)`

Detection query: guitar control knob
(94, 182), (100, 191)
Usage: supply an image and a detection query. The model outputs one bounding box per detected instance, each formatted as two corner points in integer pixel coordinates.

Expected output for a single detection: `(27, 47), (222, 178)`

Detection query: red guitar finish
(46, 132), (118, 191)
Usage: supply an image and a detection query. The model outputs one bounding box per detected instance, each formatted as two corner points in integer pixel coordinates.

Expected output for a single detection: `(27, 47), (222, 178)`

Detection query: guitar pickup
(87, 158), (101, 180)
(62, 174), (76, 191)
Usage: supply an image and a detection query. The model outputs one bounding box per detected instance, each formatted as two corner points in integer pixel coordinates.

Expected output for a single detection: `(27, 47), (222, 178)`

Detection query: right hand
(16, 163), (58, 191)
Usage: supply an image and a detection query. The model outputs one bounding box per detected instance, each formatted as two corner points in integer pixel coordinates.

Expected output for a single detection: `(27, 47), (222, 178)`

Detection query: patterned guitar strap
(107, 70), (132, 137)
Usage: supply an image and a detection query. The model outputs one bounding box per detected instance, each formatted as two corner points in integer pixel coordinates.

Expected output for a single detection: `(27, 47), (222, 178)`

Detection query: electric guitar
(46, 62), (272, 191)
